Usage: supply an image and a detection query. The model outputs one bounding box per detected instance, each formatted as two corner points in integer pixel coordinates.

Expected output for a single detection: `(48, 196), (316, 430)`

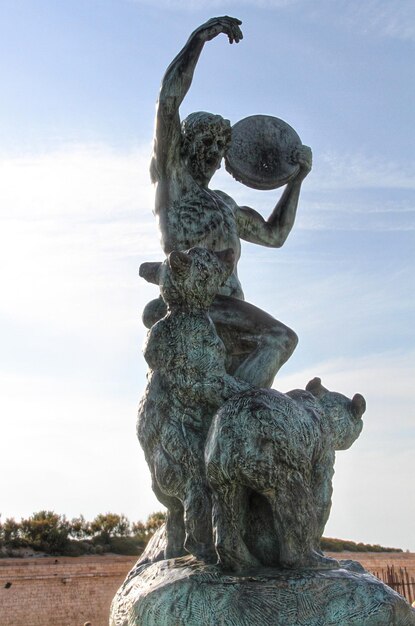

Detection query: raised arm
(236, 146), (312, 248)
(151, 17), (243, 181)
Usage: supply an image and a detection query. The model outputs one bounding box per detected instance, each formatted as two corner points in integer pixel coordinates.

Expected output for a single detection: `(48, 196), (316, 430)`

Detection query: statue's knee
(142, 297), (166, 328)
(268, 324), (298, 353)
(286, 327), (299, 351)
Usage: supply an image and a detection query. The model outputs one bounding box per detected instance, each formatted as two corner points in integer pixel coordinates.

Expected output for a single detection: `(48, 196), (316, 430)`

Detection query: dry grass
(327, 551), (415, 604)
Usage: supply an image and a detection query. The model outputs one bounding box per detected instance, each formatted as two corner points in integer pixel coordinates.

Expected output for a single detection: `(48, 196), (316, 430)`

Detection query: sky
(0, 0), (414, 551)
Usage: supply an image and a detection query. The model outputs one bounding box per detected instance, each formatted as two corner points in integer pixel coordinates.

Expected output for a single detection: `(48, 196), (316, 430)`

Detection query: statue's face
(186, 125), (230, 186)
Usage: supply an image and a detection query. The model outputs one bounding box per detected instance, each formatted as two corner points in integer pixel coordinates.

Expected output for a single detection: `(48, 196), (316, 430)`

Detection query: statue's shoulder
(211, 190), (241, 222)
(212, 189), (238, 210)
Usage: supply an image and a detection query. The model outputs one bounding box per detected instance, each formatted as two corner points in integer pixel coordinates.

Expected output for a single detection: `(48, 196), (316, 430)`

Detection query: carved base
(110, 556), (415, 626)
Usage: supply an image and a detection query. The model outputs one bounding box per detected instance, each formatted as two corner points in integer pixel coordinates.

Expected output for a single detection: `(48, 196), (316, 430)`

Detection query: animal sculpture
(205, 377), (366, 570)
(138, 246), (251, 561)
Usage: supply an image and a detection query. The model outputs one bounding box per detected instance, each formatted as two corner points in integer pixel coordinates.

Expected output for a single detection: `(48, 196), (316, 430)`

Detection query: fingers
(292, 145), (312, 168)
(207, 16), (243, 44)
(289, 145), (312, 181)
(300, 145), (313, 169)
(223, 16), (243, 43)
(300, 145), (312, 160)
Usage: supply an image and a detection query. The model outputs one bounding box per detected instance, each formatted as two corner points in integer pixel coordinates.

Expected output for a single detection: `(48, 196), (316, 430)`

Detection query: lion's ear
(351, 394), (366, 419)
(306, 377), (328, 398)
(168, 250), (192, 275)
(139, 262), (162, 285)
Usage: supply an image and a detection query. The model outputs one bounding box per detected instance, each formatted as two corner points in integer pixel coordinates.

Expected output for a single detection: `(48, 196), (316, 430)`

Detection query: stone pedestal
(110, 556), (415, 626)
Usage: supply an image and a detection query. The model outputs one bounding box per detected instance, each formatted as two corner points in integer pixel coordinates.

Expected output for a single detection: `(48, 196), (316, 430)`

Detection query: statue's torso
(155, 178), (243, 299)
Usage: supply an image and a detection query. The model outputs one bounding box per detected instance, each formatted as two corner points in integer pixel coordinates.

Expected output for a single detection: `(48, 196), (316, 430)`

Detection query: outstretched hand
(197, 16), (243, 44)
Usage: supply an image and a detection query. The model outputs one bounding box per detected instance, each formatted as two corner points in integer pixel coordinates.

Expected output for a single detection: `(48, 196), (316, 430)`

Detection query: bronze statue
(143, 16), (312, 388)
(110, 18), (415, 626)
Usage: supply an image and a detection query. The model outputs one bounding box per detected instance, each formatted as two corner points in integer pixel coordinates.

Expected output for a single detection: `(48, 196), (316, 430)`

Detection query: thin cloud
(127, 0), (415, 42)
(276, 349), (415, 408)
(304, 0), (415, 43)
(301, 151), (415, 231)
(128, 0), (297, 8)
(340, 0), (415, 43)
(297, 201), (415, 233)
(311, 152), (415, 192)
(0, 143), (155, 219)
(0, 370), (158, 523)
(0, 143), (161, 333)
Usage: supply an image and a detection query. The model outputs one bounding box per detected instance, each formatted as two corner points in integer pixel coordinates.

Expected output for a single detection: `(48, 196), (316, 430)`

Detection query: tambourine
(225, 115), (302, 190)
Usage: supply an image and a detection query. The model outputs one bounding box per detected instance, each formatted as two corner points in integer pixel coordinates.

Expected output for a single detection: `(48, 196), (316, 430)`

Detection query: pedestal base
(110, 556), (415, 626)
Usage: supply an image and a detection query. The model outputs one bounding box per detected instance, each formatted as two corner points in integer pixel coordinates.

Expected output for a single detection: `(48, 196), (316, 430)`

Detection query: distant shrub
(109, 536), (143, 556)
(68, 516), (92, 540)
(1, 518), (23, 549)
(20, 511), (70, 554)
(3, 511), (401, 557)
(90, 513), (131, 542)
(321, 537), (402, 553)
(62, 540), (98, 557)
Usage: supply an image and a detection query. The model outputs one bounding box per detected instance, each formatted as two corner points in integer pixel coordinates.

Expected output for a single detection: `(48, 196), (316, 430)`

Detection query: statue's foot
(165, 545), (187, 560)
(195, 547), (217, 565)
(281, 550), (339, 570)
(184, 537), (217, 564)
(216, 540), (260, 572)
(338, 558), (366, 573)
(307, 551), (340, 569)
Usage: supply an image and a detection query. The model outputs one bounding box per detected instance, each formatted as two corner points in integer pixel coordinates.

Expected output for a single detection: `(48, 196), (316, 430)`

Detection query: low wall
(327, 551), (415, 576)
(0, 554), (137, 626)
(1, 552), (413, 626)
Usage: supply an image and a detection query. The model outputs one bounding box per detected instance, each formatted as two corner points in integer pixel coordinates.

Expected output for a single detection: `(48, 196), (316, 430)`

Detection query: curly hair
(181, 112), (231, 154)
(150, 111), (232, 183)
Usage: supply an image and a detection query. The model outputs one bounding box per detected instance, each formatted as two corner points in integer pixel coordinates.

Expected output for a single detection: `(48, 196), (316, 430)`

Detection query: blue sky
(1, 0), (414, 551)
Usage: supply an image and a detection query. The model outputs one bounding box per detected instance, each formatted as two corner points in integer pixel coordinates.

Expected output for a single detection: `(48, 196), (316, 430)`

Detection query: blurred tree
(69, 515), (92, 540)
(131, 520), (146, 541)
(20, 511), (70, 553)
(90, 513), (130, 542)
(1, 517), (22, 548)
(145, 511), (166, 534)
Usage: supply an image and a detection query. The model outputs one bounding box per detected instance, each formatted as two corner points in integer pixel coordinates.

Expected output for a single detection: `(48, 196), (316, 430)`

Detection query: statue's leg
(211, 483), (259, 571)
(142, 296), (167, 329)
(142, 295), (297, 387)
(311, 461), (338, 563)
(165, 500), (186, 559)
(266, 476), (316, 568)
(183, 480), (216, 563)
(267, 475), (338, 569)
(151, 481), (186, 560)
(210, 295), (298, 388)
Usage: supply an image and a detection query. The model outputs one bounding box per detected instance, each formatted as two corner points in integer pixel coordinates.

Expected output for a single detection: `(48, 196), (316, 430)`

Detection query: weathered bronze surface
(110, 15), (415, 626)
(225, 115), (302, 190)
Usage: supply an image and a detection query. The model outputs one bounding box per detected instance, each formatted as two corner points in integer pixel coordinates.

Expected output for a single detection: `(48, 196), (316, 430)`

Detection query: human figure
(144, 16), (312, 388)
